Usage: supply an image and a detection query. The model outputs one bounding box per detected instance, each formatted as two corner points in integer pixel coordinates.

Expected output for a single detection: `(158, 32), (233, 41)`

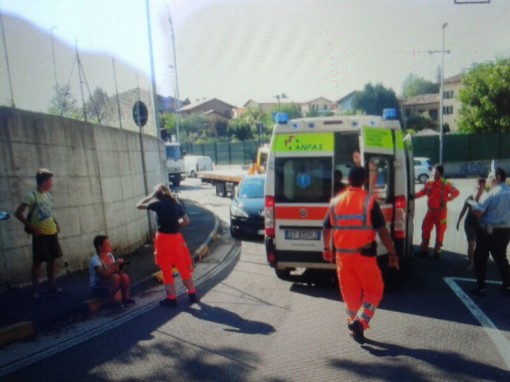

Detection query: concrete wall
(0, 107), (166, 286)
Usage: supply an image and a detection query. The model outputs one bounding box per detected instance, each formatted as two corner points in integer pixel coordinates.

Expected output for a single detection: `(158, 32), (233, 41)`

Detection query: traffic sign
(132, 101), (148, 127)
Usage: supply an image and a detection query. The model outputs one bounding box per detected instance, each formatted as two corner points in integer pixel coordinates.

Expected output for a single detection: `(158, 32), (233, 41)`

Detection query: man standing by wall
(470, 167), (510, 296)
(14, 169), (67, 299)
(322, 167), (399, 344)
(416, 164), (460, 259)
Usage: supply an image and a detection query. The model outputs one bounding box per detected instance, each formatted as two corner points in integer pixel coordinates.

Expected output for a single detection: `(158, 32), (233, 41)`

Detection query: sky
(1, 0), (509, 109)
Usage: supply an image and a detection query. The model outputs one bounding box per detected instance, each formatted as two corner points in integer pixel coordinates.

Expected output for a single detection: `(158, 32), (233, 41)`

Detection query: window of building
(443, 90), (454, 99)
(443, 106), (453, 115)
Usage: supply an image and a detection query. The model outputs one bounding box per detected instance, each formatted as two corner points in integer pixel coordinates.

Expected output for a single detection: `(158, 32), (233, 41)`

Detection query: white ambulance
(264, 109), (415, 282)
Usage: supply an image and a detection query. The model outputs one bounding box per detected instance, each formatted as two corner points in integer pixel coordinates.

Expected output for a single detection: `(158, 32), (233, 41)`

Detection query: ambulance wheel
(275, 269), (292, 281)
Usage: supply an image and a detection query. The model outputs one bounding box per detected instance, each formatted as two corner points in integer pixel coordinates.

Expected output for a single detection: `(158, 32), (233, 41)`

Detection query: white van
(184, 155), (213, 177)
(264, 109), (415, 282)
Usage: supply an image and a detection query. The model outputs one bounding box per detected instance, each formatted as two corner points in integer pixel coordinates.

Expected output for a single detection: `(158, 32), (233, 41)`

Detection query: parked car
(414, 157), (432, 183)
(230, 175), (265, 238)
(184, 155), (213, 177)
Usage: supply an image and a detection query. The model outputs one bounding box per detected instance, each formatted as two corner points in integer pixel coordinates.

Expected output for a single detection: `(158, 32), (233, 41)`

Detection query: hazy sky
(2, 0), (509, 107)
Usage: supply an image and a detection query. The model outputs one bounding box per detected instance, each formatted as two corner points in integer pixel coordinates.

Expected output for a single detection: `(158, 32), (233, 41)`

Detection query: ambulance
(264, 109), (415, 282)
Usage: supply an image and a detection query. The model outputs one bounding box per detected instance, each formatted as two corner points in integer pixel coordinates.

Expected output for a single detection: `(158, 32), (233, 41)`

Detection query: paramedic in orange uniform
(136, 184), (197, 307)
(323, 167), (399, 344)
(416, 164), (459, 259)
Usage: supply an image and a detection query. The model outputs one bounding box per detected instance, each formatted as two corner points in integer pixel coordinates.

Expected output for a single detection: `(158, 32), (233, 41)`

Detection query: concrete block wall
(0, 107), (166, 285)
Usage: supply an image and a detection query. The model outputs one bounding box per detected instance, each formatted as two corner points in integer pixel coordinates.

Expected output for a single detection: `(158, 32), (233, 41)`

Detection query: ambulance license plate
(285, 230), (321, 240)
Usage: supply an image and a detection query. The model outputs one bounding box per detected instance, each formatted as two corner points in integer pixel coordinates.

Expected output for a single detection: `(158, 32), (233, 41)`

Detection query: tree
(401, 73), (439, 99)
(458, 57), (510, 133)
(48, 84), (79, 118)
(405, 114), (433, 131)
(178, 114), (215, 142)
(264, 103), (302, 127)
(84, 87), (110, 122)
(352, 83), (400, 116)
(244, 108), (268, 140)
(227, 118), (253, 141)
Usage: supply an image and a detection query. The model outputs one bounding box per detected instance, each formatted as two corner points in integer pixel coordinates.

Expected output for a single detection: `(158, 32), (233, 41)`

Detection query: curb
(0, 212), (222, 348)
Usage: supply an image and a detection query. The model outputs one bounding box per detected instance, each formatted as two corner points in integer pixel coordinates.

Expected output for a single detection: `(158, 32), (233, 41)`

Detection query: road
(2, 177), (510, 381)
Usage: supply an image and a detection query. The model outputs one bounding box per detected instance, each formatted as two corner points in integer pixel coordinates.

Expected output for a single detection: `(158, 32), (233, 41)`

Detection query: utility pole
(428, 22), (449, 164)
(50, 26), (58, 89)
(145, 0), (162, 138)
(168, 7), (181, 143)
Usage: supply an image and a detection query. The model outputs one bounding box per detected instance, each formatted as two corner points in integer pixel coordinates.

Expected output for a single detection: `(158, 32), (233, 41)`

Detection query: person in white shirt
(89, 235), (134, 306)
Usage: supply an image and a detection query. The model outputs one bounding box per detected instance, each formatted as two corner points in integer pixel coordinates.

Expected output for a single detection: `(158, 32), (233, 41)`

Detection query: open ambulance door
(403, 133), (415, 258)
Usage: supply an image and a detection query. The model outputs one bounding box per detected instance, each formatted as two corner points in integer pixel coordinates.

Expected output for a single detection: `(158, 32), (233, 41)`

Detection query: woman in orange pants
(137, 184), (196, 307)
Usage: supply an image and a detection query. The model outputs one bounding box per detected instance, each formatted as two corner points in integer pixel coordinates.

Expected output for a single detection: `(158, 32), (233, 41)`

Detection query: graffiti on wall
(459, 162), (489, 177)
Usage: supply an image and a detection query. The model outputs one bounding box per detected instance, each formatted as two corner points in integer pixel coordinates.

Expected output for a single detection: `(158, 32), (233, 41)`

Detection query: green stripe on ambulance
(274, 133), (334, 153)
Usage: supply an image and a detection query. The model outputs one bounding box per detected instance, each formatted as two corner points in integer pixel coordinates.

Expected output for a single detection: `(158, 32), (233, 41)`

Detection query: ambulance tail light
(265, 196), (275, 237)
(394, 195), (406, 239)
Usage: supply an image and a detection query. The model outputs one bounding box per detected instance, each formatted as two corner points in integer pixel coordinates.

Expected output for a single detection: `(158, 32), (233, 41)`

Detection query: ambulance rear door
(360, 126), (396, 256)
(272, 132), (333, 261)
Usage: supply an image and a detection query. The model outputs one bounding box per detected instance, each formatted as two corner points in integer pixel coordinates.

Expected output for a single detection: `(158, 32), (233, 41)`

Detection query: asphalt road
(2, 177), (510, 382)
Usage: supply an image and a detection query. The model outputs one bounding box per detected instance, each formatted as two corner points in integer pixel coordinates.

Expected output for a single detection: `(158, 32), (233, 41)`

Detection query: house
(336, 91), (359, 113)
(400, 93), (440, 127)
(299, 97), (336, 115)
(442, 74), (463, 133)
(180, 98), (235, 119)
(243, 97), (335, 116)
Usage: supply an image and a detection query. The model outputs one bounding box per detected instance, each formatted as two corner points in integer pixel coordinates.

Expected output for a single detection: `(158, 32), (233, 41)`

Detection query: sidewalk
(0, 199), (220, 348)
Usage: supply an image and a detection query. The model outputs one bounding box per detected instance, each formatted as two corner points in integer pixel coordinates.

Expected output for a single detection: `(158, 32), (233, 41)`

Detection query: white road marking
(444, 277), (510, 371)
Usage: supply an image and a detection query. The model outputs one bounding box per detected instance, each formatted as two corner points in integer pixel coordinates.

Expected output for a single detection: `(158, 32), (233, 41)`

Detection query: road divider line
(444, 277), (510, 371)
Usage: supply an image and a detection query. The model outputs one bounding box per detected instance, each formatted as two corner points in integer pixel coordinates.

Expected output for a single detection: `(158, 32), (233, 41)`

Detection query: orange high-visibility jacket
(329, 187), (376, 254)
(416, 178), (459, 210)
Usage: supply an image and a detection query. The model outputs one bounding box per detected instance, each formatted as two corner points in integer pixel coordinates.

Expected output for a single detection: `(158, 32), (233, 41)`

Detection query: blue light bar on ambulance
(383, 108), (398, 120)
(273, 112), (289, 124)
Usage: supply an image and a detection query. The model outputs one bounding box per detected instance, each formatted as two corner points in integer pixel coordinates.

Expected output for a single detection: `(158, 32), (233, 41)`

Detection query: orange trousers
(154, 232), (193, 285)
(420, 209), (448, 251)
(336, 253), (383, 329)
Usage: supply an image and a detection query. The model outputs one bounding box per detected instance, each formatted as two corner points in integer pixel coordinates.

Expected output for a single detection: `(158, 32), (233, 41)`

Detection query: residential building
(243, 97), (335, 116)
(442, 74), (463, 133)
(336, 91), (359, 113)
(400, 93), (440, 128)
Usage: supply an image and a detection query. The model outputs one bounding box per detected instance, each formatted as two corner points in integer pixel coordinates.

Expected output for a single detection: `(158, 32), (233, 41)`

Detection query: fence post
(228, 141), (232, 165)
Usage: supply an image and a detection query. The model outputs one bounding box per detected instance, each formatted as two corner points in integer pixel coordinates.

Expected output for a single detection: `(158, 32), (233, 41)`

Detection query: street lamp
(274, 93), (287, 111)
(428, 23), (450, 164)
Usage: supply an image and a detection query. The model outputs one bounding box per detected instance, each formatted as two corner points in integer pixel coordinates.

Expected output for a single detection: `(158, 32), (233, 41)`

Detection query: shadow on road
(188, 302), (275, 335)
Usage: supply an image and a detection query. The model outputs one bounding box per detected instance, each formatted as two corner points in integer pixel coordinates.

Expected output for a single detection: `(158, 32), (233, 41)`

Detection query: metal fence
(0, 10), (160, 137)
(412, 133), (510, 163)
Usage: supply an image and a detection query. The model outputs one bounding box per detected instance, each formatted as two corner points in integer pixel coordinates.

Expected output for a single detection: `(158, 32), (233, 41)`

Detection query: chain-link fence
(0, 11), (161, 137)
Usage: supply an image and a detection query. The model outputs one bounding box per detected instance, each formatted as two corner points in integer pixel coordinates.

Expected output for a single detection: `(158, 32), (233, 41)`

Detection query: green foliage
(166, 113), (211, 143)
(264, 103), (302, 126)
(339, 109), (365, 116)
(352, 83), (400, 116)
(48, 84), (79, 118)
(458, 57), (510, 133)
(227, 118), (253, 141)
(401, 73), (439, 99)
(405, 114), (433, 131)
(84, 87), (109, 123)
(305, 109), (334, 117)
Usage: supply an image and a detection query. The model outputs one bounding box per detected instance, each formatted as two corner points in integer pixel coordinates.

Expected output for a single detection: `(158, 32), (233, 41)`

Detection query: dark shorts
(464, 217), (479, 242)
(32, 234), (63, 263)
(91, 278), (119, 298)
